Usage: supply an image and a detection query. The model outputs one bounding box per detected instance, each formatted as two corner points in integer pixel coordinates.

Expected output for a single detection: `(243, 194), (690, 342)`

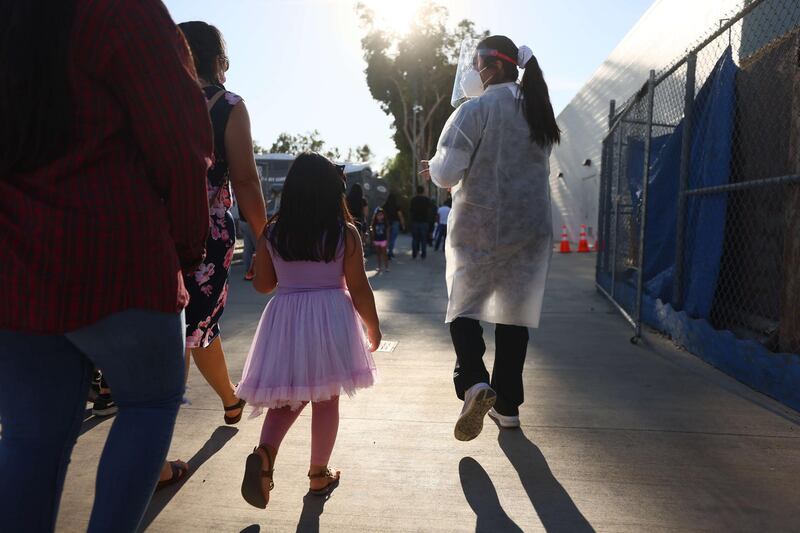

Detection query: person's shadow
(138, 426), (239, 531)
(295, 485), (338, 533)
(459, 457), (524, 532)
(497, 426), (595, 533)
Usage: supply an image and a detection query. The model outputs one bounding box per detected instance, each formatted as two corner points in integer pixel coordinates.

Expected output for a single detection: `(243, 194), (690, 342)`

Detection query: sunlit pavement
(57, 236), (800, 532)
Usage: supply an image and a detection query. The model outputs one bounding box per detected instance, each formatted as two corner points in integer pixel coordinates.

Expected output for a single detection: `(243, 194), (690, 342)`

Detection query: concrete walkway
(58, 236), (800, 532)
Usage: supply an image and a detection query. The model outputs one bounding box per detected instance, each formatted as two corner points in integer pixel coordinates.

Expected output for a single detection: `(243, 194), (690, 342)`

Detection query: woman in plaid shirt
(0, 1), (213, 531)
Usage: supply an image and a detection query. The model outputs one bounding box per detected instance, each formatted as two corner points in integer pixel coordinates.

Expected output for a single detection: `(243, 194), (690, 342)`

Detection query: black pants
(450, 317), (529, 416)
(411, 222), (428, 258)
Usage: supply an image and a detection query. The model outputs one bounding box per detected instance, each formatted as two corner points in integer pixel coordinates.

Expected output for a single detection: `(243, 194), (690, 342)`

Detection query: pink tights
(259, 396), (339, 466)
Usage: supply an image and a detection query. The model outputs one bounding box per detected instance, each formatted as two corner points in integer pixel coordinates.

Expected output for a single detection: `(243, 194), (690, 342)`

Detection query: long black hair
(178, 21), (226, 85)
(268, 153), (353, 262)
(477, 35), (560, 147)
(346, 183), (365, 222)
(1, 1), (77, 176)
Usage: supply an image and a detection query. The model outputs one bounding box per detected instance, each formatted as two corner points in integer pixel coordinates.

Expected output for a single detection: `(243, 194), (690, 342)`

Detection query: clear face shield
(451, 39), (480, 108)
(450, 39), (523, 108)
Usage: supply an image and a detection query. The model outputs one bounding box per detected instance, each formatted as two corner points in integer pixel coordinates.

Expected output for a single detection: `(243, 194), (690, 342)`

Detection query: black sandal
(156, 460), (189, 491)
(224, 398), (246, 425)
(308, 467), (340, 496)
(241, 445), (274, 509)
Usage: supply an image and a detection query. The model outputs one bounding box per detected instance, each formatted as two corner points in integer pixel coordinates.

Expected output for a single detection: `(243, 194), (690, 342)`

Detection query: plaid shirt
(0, 0), (212, 334)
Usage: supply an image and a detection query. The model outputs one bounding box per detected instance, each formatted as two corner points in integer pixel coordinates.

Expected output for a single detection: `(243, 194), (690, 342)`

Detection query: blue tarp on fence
(626, 47), (737, 319)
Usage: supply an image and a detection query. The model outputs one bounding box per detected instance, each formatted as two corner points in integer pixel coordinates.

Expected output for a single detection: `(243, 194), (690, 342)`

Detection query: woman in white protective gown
(422, 35), (560, 441)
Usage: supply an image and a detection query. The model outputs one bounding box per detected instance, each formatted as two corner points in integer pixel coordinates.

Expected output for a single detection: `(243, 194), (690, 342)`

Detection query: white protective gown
(429, 82), (553, 329)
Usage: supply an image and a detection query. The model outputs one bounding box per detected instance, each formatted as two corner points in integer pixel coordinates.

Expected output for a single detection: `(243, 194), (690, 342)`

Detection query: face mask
(461, 68), (488, 98)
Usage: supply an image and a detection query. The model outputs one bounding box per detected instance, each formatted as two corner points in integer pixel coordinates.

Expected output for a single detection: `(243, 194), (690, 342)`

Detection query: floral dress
(185, 85), (242, 349)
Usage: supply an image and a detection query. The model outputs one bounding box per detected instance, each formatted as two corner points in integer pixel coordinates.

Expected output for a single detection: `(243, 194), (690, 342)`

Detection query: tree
(357, 2), (487, 190)
(269, 131), (372, 163)
(252, 140), (267, 154)
(269, 130), (326, 155)
(347, 144), (374, 164)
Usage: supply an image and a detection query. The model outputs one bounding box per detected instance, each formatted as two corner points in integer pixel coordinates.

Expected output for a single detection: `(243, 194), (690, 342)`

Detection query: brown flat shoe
(241, 445), (274, 509)
(156, 460), (189, 491)
(224, 398), (246, 425)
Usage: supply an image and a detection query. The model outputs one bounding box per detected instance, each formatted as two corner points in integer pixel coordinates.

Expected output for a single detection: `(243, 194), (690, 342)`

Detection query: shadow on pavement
(498, 427), (595, 533)
(459, 457), (524, 533)
(138, 426), (239, 531)
(240, 525), (260, 533)
(295, 488), (338, 533)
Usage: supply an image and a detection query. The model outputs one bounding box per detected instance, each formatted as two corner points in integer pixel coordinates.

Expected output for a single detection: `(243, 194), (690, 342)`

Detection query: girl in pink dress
(237, 153), (381, 508)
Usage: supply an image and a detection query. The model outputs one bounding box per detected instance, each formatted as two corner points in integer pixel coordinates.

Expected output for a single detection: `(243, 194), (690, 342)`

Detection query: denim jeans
(411, 222), (428, 258)
(388, 220), (401, 258)
(240, 220), (257, 272)
(434, 224), (448, 250)
(0, 309), (185, 533)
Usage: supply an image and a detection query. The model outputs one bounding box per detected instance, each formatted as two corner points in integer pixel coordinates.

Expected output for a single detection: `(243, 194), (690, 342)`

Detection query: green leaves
(357, 1), (487, 190)
(263, 131), (373, 164)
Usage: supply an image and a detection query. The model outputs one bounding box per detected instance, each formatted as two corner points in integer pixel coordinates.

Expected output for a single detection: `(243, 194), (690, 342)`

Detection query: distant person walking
(382, 193), (406, 259)
(422, 35), (558, 441)
(346, 183), (369, 236)
(237, 153), (380, 509)
(243, 188), (280, 281)
(371, 208), (391, 273)
(240, 205), (257, 280)
(410, 186), (430, 259)
(434, 199), (452, 251)
(0, 1), (212, 531)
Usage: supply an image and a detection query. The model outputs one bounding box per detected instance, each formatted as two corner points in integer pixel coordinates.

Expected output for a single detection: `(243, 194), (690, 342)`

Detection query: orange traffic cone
(559, 226), (571, 253)
(578, 225), (590, 253)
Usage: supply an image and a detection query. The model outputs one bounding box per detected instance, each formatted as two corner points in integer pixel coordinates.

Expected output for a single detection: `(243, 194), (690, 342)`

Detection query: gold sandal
(308, 467), (340, 496)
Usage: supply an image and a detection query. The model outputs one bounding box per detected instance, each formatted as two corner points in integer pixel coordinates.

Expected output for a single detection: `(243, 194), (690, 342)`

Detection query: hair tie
(517, 46), (534, 68)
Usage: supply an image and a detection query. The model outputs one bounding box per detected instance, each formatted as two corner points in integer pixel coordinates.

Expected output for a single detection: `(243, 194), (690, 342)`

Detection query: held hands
(367, 326), (382, 352)
(419, 160), (431, 182)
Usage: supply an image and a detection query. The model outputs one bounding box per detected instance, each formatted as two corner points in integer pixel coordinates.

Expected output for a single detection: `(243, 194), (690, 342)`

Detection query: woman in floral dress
(157, 21), (267, 488)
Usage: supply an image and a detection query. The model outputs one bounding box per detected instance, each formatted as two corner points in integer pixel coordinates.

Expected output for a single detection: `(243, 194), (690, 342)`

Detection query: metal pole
(599, 100), (616, 276)
(411, 104), (418, 194)
(634, 70), (657, 341)
(610, 119), (624, 299)
(673, 53), (697, 309)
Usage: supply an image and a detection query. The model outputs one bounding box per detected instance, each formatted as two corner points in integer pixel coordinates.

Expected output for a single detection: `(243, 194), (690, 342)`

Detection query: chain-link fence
(596, 0), (800, 355)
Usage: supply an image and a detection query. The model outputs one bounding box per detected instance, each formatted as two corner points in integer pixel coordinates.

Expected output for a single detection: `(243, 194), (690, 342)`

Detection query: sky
(163, 0), (654, 167)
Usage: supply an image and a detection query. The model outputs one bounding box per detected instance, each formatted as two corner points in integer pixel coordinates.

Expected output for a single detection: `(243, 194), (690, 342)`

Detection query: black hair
(383, 192), (398, 213)
(1, 1), (77, 175)
(416, 185), (425, 194)
(477, 35), (560, 147)
(268, 153), (353, 262)
(346, 183), (364, 220)
(178, 21), (226, 84)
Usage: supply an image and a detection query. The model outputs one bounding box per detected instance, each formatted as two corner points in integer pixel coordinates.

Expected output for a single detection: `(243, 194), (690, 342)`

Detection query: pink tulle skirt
(236, 288), (377, 413)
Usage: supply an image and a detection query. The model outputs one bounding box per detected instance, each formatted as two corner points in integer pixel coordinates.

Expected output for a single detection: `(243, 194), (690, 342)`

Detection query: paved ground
(58, 236), (800, 532)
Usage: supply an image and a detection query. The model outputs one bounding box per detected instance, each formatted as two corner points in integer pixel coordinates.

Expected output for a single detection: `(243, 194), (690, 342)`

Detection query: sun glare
(361, 0), (427, 35)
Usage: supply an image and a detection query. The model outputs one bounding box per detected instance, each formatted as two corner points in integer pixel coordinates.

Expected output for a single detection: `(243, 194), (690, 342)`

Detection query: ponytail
(520, 55), (561, 147)
(476, 35), (561, 148)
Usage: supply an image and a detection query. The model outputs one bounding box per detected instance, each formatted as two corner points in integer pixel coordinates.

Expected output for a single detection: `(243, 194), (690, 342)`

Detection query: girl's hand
(367, 327), (382, 352)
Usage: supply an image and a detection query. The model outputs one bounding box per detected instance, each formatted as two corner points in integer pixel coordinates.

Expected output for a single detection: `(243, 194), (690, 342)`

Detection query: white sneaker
(454, 383), (497, 441)
(488, 408), (520, 428)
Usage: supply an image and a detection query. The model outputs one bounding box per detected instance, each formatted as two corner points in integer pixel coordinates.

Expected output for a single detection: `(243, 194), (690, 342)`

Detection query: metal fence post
(610, 117), (624, 299)
(634, 70), (657, 341)
(673, 53), (697, 309)
(599, 100), (616, 275)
